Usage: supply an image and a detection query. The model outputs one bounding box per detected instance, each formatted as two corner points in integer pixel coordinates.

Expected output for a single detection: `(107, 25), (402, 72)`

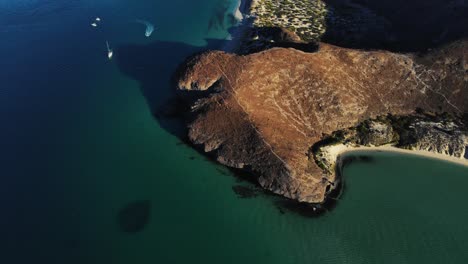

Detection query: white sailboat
(106, 41), (113, 60)
(91, 17), (101, 27)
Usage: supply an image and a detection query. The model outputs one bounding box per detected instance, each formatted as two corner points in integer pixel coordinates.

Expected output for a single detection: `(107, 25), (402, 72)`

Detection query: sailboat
(91, 17), (101, 27)
(106, 41), (113, 60)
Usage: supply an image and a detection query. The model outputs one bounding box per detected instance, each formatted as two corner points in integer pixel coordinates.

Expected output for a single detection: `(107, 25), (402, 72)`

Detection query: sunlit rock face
(176, 40), (467, 203)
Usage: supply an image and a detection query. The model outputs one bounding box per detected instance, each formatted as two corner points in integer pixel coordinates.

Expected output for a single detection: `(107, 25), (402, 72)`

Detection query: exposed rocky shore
(174, 0), (468, 205)
(314, 113), (468, 187)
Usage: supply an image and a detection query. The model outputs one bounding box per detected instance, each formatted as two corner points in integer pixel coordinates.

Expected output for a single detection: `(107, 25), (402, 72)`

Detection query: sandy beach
(326, 144), (468, 168)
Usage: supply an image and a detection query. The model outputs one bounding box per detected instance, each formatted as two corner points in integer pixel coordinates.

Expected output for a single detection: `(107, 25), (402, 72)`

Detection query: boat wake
(135, 19), (154, 37)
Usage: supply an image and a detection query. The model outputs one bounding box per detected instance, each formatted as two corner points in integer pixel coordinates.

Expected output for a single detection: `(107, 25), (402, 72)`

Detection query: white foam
(233, 0), (243, 21)
(135, 19), (155, 37)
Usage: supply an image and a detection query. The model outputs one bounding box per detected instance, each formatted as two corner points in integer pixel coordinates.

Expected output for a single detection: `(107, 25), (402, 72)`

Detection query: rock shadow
(342, 155), (376, 168)
(232, 185), (260, 199)
(115, 38), (233, 138)
(322, 0), (468, 52)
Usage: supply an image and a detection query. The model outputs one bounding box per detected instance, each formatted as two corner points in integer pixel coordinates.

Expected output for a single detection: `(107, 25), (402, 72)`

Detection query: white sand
(233, 0), (244, 21)
(326, 144), (468, 168)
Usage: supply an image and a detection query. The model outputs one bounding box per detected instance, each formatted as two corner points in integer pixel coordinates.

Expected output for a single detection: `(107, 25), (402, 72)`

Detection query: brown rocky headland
(173, 0), (467, 206)
(176, 40), (467, 204)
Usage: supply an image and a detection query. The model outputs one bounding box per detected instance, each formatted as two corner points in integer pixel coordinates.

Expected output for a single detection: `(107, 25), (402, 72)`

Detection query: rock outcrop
(313, 114), (468, 179)
(402, 119), (468, 158)
(176, 40), (467, 204)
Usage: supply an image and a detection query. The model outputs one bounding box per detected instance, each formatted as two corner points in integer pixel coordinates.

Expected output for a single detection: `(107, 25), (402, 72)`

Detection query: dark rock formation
(232, 185), (260, 198)
(356, 119), (396, 146)
(401, 119), (468, 157)
(323, 0), (468, 51)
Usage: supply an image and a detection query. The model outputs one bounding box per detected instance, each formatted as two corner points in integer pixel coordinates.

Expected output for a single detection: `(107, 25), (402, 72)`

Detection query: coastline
(330, 144), (468, 168)
(221, 0), (254, 52)
(179, 0), (468, 206)
(238, 0), (254, 15)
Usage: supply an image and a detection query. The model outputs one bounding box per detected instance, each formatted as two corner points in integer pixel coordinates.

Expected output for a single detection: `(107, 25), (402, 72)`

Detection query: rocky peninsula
(175, 0), (468, 205)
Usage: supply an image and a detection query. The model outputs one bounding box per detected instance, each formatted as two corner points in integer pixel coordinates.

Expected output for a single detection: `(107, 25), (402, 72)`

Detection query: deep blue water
(0, 0), (239, 263)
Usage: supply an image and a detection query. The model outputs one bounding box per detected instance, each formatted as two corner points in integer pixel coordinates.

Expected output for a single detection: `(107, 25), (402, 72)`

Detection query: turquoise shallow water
(1, 0), (468, 263)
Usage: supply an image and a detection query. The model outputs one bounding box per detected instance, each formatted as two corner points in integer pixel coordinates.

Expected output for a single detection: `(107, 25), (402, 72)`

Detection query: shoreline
(221, 0), (255, 52)
(238, 0), (254, 15)
(326, 144), (468, 206)
(331, 144), (468, 168)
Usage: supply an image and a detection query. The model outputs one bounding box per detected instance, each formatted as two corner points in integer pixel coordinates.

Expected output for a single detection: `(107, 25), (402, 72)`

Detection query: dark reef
(117, 200), (151, 233)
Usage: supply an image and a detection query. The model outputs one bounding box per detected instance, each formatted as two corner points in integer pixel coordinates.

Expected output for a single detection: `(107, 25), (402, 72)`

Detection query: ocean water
(1, 0), (468, 263)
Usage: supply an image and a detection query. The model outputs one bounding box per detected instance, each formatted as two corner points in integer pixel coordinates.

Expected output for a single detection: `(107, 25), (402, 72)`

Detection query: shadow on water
(232, 185), (260, 199)
(117, 200), (151, 233)
(115, 0), (241, 137)
(113, 3), (273, 221)
(341, 155), (376, 169)
(322, 0), (468, 52)
(115, 38), (230, 138)
(272, 153), (378, 218)
(327, 154), (377, 204)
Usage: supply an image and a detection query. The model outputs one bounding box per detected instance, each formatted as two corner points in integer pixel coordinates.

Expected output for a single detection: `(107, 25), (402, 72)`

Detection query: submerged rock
(232, 185), (260, 198)
(117, 200), (151, 233)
